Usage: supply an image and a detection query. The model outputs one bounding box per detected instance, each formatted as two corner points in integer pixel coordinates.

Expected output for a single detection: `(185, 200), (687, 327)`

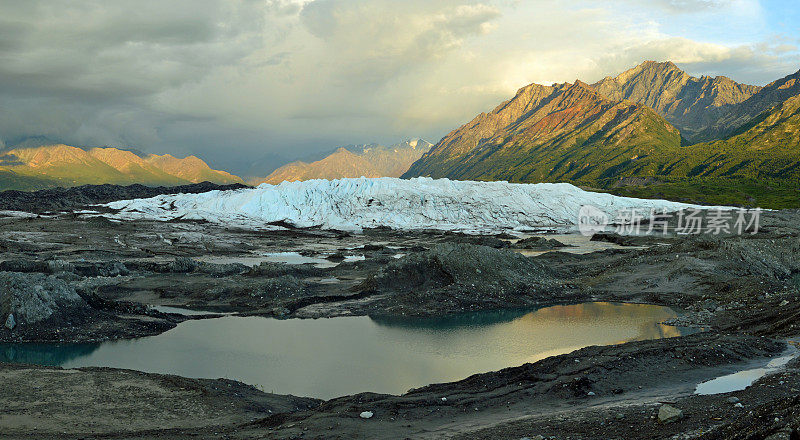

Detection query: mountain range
(404, 61), (800, 208)
(0, 139), (434, 192)
(0, 144), (243, 190)
(254, 140), (432, 185)
(2, 61), (798, 208)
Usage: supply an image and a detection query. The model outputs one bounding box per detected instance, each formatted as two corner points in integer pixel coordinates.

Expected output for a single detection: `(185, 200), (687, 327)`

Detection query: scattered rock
(326, 252), (346, 262)
(0, 271), (89, 327)
(359, 411), (373, 419)
(253, 275), (305, 299)
(514, 236), (568, 250)
(727, 396), (740, 404)
(4, 313), (15, 330)
(362, 244), (385, 251)
(245, 261), (322, 278)
(0, 182), (249, 213)
(590, 232), (667, 247)
(271, 307), (291, 317)
(764, 428), (795, 440)
(657, 404), (683, 423)
(128, 258), (246, 276)
(445, 234), (510, 249)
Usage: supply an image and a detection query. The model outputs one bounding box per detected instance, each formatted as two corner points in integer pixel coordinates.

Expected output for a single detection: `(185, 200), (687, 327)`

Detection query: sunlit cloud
(0, 0), (797, 173)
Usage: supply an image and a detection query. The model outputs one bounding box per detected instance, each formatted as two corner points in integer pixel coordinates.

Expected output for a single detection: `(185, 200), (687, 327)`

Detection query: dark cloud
(0, 0), (797, 176)
(0, 0), (264, 149)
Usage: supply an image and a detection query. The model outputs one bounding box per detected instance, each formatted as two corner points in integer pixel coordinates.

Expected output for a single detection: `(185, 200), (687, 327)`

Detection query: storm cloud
(0, 0), (797, 174)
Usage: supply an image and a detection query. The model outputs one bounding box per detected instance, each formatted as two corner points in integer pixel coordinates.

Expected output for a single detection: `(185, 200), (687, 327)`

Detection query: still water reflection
(0, 302), (690, 399)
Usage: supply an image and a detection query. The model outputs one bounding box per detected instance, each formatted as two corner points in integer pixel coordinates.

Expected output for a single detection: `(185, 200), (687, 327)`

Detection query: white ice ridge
(101, 177), (705, 234)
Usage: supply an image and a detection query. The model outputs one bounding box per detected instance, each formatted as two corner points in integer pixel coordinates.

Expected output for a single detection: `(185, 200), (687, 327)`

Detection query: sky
(0, 0), (798, 174)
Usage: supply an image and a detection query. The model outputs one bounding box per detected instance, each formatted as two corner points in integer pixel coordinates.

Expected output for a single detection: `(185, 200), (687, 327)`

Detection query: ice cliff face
(102, 177), (700, 234)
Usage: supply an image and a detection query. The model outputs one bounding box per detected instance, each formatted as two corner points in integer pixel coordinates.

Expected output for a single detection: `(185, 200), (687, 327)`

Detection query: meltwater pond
(0, 302), (690, 399)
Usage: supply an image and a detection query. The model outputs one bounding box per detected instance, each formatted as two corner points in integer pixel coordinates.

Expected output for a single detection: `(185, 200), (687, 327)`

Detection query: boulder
(0, 272), (89, 328)
(514, 236), (568, 250)
(4, 313), (15, 330)
(657, 404), (683, 424)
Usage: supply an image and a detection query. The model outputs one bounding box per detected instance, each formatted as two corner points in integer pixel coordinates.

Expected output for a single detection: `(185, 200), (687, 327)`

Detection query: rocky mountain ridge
(0, 144), (243, 190)
(403, 61), (800, 208)
(258, 140), (432, 185)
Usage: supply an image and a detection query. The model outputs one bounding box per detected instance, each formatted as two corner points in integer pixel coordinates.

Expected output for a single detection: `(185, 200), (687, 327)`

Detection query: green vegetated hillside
(0, 170), (61, 191)
(404, 61), (800, 208)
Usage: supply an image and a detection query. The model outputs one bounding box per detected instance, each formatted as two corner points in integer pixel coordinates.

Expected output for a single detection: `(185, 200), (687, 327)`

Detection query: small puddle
(150, 306), (225, 316)
(509, 233), (648, 257)
(341, 255), (365, 263)
(261, 251), (334, 267)
(0, 302), (693, 399)
(694, 347), (798, 395)
(197, 252), (364, 269)
(318, 277), (341, 284)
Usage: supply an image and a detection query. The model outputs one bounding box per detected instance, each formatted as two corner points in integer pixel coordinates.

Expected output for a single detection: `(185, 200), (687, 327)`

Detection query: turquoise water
(0, 302), (689, 399)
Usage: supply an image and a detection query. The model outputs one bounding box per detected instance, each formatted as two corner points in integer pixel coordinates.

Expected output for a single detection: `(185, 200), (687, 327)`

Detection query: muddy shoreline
(1, 202), (800, 438)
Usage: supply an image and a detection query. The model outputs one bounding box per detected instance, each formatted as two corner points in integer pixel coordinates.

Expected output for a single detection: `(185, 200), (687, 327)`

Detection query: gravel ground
(0, 195), (799, 439)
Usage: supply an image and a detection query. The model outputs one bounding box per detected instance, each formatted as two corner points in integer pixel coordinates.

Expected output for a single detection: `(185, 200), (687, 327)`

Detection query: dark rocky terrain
(0, 181), (248, 213)
(1, 203), (800, 438)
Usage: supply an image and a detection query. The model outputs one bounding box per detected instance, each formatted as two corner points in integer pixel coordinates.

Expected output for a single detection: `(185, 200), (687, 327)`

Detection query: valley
(0, 182), (799, 439)
(5, 61), (800, 210)
(3, 2), (800, 438)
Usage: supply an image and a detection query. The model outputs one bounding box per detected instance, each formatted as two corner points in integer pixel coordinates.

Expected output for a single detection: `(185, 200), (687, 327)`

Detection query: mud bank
(0, 362), (319, 439)
(0, 333), (793, 439)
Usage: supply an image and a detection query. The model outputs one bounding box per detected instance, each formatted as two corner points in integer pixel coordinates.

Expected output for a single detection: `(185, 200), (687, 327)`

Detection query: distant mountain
(592, 61), (761, 142)
(674, 92), (800, 178)
(257, 140), (432, 185)
(145, 154), (243, 184)
(0, 144), (243, 190)
(604, 86), (800, 208)
(240, 152), (292, 181)
(404, 62), (800, 208)
(403, 81), (680, 183)
(698, 69), (800, 140)
(3, 136), (62, 150)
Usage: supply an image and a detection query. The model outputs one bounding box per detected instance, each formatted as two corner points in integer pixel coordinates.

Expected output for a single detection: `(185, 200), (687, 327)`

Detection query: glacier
(101, 177), (706, 234)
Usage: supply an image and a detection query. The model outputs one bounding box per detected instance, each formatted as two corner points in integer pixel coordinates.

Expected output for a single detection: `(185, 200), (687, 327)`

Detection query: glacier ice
(101, 177), (706, 234)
